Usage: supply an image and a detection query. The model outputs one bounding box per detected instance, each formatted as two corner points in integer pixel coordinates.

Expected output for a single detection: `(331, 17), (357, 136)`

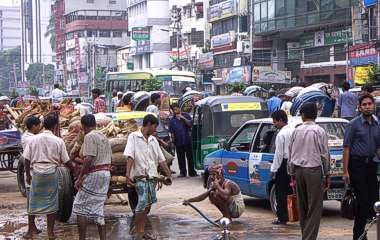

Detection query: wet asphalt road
(0, 169), (377, 240)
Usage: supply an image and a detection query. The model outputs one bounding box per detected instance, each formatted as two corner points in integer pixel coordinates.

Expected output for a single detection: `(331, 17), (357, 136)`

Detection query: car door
(248, 123), (277, 199)
(221, 123), (259, 194)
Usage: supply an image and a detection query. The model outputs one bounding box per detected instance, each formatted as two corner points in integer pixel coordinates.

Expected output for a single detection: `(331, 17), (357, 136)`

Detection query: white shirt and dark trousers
(270, 124), (294, 223)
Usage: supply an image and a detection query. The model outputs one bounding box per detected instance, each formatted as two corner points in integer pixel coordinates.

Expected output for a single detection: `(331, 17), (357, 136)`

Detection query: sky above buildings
(0, 0), (20, 7)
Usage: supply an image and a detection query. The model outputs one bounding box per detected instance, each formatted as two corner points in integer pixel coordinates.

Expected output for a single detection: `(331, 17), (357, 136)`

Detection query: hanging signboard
(208, 0), (236, 22)
(349, 43), (378, 66)
(132, 27), (150, 41)
(354, 66), (371, 85)
(364, 0), (377, 7)
(198, 52), (214, 70)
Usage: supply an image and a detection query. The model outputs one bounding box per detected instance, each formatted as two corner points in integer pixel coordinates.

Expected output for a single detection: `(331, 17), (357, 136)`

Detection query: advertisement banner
(301, 28), (352, 48)
(364, 0), (377, 7)
(354, 66), (371, 85)
(169, 48), (191, 62)
(214, 66), (251, 85)
(198, 52), (214, 70)
(325, 29), (352, 45)
(287, 42), (301, 60)
(211, 32), (236, 52)
(349, 43), (378, 66)
(252, 67), (292, 84)
(208, 0), (236, 22)
(132, 27), (150, 41)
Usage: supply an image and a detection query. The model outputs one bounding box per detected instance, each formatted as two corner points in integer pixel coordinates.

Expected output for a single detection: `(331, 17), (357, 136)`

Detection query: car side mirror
(218, 139), (227, 149)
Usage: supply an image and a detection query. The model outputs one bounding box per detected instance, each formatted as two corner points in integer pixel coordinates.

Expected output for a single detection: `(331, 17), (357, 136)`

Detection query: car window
(252, 124), (277, 153)
(230, 114), (256, 128)
(319, 122), (346, 147)
(229, 124), (259, 152)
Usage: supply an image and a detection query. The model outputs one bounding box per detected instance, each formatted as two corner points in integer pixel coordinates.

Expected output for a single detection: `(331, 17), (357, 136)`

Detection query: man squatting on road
(183, 164), (245, 220)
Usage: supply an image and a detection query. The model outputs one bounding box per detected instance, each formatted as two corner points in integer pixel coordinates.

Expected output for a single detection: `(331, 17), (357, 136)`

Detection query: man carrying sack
(288, 103), (331, 240)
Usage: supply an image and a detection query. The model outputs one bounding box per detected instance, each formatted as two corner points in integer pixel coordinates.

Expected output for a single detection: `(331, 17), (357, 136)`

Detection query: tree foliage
(25, 63), (55, 88)
(45, 13), (56, 52)
(143, 78), (162, 92)
(95, 65), (106, 90)
(0, 47), (21, 95)
(367, 64), (380, 86)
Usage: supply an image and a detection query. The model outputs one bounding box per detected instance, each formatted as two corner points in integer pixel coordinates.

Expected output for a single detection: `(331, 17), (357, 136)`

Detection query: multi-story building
(252, 0), (354, 86)
(52, 0), (66, 84)
(20, 0), (54, 82)
(206, 0), (250, 93)
(127, 0), (171, 70)
(63, 0), (128, 94)
(0, 5), (21, 51)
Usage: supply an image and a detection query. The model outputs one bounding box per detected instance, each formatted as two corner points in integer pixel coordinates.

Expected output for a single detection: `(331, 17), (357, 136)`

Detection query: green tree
(45, 14), (56, 51)
(143, 78), (162, 92)
(95, 65), (106, 90)
(367, 64), (380, 86)
(0, 47), (21, 95)
(28, 87), (39, 96)
(25, 63), (55, 87)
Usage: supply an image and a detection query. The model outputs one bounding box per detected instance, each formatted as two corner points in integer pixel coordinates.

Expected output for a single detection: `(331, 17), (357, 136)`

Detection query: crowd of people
(1, 81), (380, 240)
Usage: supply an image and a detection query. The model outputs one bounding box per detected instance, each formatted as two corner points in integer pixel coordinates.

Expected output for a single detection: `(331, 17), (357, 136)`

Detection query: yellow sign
(115, 112), (156, 121)
(221, 102), (262, 112)
(354, 66), (370, 85)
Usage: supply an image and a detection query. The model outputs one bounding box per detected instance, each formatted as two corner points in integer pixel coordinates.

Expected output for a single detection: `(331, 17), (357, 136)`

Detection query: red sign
(74, 33), (81, 75)
(349, 43), (377, 59)
(226, 161), (238, 175)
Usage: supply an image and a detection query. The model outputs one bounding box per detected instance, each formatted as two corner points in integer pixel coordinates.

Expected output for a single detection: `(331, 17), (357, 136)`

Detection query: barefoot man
(23, 114), (71, 239)
(184, 164), (245, 220)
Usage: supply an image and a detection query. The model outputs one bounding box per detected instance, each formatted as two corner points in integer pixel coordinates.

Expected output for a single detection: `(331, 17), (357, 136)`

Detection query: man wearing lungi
(124, 114), (172, 240)
(23, 114), (71, 239)
(72, 114), (112, 240)
(22, 116), (42, 238)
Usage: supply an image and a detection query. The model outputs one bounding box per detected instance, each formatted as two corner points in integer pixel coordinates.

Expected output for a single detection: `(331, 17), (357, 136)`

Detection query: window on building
(334, 44), (346, 61)
(304, 46), (330, 64)
(214, 53), (236, 68)
(87, 0), (94, 3)
(87, 30), (97, 37)
(170, 33), (182, 48)
(184, 6), (192, 18)
(113, 31), (122, 37)
(252, 49), (271, 66)
(109, 0), (117, 4)
(99, 31), (111, 37)
(187, 30), (204, 47)
(211, 17), (237, 36)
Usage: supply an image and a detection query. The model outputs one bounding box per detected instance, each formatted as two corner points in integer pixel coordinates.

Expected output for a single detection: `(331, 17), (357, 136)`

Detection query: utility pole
(171, 6), (182, 69)
(92, 35), (96, 90)
(13, 64), (17, 89)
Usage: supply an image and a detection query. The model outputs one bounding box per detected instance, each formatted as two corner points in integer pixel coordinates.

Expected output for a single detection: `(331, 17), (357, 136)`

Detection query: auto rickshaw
(178, 90), (204, 113)
(192, 96), (269, 170)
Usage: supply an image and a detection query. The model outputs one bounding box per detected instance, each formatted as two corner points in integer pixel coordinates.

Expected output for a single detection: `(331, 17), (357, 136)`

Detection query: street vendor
(183, 164), (245, 220)
(22, 114), (72, 239)
(123, 114), (172, 240)
(72, 114), (112, 240)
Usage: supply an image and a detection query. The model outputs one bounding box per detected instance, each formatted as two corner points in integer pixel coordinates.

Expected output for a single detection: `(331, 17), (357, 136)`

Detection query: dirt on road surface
(0, 171), (376, 240)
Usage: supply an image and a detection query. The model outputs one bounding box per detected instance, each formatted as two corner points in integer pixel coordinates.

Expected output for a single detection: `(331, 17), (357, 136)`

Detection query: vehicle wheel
(269, 185), (277, 215)
(56, 166), (74, 222)
(16, 158), (26, 198)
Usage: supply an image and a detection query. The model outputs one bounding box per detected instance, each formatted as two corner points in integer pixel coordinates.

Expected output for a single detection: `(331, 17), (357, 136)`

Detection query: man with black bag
(343, 93), (380, 240)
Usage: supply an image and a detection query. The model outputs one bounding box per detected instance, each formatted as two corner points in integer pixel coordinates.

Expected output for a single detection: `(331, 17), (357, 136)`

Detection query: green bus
(105, 70), (196, 101)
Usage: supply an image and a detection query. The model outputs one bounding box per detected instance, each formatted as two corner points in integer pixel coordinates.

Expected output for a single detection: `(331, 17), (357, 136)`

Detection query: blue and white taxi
(203, 117), (348, 213)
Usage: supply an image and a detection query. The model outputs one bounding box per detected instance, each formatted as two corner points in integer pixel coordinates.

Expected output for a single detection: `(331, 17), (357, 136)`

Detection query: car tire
(16, 158), (27, 198)
(56, 166), (74, 222)
(269, 185), (277, 215)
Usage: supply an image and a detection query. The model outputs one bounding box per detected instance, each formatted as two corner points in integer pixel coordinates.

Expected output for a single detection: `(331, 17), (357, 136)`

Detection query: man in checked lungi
(72, 114), (112, 240)
(124, 114), (172, 240)
(23, 114), (71, 239)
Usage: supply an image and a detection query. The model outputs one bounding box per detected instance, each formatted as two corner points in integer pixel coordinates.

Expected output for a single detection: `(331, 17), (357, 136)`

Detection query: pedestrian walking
(22, 114), (71, 239)
(270, 110), (294, 225)
(111, 90), (119, 112)
(123, 114), (172, 239)
(22, 116), (42, 238)
(72, 114), (112, 240)
(288, 102), (331, 240)
(92, 88), (107, 114)
(266, 90), (282, 114)
(146, 93), (161, 115)
(50, 84), (67, 103)
(169, 103), (197, 177)
(337, 82), (358, 121)
(342, 94), (380, 240)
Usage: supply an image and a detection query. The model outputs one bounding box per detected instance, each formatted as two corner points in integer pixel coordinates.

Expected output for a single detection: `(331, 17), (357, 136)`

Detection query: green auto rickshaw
(192, 96), (269, 170)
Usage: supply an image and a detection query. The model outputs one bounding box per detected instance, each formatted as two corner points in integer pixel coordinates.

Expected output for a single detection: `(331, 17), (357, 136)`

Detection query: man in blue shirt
(343, 94), (380, 240)
(266, 90), (282, 114)
(169, 103), (197, 177)
(337, 82), (358, 120)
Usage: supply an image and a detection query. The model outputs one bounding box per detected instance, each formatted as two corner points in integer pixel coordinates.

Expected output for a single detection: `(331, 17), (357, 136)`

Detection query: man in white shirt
(124, 114), (171, 240)
(50, 84), (67, 103)
(270, 110), (294, 225)
(280, 93), (293, 115)
(75, 98), (91, 117)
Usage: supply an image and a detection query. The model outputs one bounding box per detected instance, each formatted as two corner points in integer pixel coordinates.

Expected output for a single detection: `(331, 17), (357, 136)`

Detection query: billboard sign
(132, 27), (150, 41)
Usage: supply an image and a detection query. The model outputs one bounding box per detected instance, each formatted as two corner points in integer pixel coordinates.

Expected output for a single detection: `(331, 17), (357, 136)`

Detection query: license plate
(326, 188), (345, 200)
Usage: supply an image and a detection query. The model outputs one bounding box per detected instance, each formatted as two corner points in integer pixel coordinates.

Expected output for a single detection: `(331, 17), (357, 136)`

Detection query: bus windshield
(158, 75), (196, 96)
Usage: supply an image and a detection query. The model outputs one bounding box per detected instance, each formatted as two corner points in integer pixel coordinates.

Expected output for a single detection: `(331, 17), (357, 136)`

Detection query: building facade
(0, 5), (21, 51)
(21, 0), (54, 82)
(127, 0), (171, 70)
(63, 0), (128, 94)
(252, 0), (353, 85)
